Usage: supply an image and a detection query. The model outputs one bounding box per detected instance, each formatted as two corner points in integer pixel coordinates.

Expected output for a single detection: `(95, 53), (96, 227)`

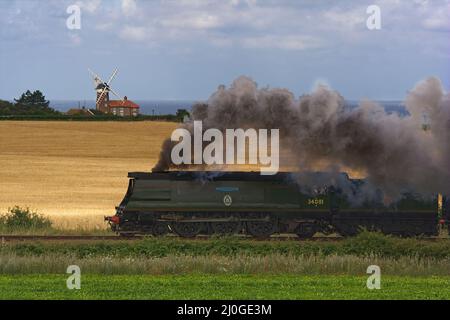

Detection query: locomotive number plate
(307, 198), (324, 206)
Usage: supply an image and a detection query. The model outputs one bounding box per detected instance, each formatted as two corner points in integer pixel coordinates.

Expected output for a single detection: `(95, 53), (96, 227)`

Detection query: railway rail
(0, 235), (127, 242)
(0, 234), (448, 242)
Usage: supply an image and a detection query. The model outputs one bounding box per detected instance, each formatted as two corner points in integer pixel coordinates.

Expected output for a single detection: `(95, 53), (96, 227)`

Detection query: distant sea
(346, 100), (408, 116)
(49, 99), (408, 116)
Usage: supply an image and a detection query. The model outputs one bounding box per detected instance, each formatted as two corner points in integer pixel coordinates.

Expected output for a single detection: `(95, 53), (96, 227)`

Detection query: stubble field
(0, 121), (178, 229)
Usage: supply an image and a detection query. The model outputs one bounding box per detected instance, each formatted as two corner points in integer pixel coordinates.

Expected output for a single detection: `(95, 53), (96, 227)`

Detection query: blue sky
(0, 0), (449, 101)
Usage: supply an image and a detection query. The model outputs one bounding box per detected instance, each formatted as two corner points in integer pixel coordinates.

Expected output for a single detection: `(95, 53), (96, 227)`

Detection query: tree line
(0, 90), (60, 116)
(1, 90), (190, 122)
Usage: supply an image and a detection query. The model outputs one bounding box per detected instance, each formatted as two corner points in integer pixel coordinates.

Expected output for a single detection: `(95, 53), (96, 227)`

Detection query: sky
(0, 0), (449, 101)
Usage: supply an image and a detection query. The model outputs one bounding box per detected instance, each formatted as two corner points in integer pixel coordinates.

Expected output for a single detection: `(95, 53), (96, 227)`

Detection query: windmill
(88, 68), (124, 112)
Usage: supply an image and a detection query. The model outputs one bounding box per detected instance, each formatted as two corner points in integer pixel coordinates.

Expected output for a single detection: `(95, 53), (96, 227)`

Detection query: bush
(0, 206), (52, 230)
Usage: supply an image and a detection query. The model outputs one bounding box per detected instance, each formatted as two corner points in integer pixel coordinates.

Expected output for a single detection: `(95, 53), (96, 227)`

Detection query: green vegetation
(1, 252), (450, 276)
(0, 207), (52, 233)
(0, 92), (187, 122)
(0, 232), (449, 277)
(0, 274), (448, 300)
(0, 91), (60, 116)
(175, 108), (190, 121)
(1, 233), (449, 299)
(2, 232), (449, 260)
(0, 113), (184, 122)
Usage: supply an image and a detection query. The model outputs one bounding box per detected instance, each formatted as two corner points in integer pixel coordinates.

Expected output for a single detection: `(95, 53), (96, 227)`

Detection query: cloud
(422, 4), (450, 31)
(230, 0), (257, 7)
(75, 0), (102, 14)
(119, 25), (147, 41)
(121, 0), (138, 17)
(159, 13), (222, 30)
(241, 35), (324, 51)
(1, 0), (449, 54)
(95, 22), (114, 31)
(322, 8), (365, 29)
(82, 0), (449, 53)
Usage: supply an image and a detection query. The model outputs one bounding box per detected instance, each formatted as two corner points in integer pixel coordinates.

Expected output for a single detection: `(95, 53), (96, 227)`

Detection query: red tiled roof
(108, 100), (140, 109)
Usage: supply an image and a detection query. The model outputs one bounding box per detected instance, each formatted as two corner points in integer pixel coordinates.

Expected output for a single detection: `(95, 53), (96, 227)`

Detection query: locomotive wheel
(295, 222), (317, 239)
(171, 222), (204, 238)
(119, 222), (136, 237)
(210, 222), (241, 235)
(334, 224), (359, 237)
(152, 222), (169, 236)
(246, 221), (276, 238)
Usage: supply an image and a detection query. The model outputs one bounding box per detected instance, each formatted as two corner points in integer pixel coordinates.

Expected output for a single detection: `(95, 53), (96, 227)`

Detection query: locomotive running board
(157, 217), (271, 223)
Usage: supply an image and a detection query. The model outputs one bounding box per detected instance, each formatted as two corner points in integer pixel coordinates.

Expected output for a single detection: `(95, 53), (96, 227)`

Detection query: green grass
(1, 253), (450, 276)
(0, 274), (448, 300)
(3, 232), (450, 259)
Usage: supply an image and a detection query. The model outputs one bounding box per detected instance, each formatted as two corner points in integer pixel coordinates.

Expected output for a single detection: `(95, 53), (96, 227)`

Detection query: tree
(7, 90), (60, 115)
(176, 109), (191, 122)
(0, 99), (15, 115)
(14, 90), (50, 108)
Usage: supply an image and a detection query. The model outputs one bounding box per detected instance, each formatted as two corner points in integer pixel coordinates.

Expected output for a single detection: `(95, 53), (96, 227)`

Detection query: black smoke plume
(153, 76), (450, 199)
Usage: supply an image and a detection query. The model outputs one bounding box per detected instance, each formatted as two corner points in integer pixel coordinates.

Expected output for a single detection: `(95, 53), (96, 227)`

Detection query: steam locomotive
(105, 171), (449, 238)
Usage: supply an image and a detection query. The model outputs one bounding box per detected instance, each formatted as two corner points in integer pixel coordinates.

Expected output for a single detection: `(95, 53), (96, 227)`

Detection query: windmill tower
(88, 68), (123, 113)
(95, 80), (110, 113)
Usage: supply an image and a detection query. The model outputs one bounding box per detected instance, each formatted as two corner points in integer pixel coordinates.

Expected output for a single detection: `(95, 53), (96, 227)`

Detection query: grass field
(1, 233), (449, 276)
(0, 274), (448, 299)
(1, 233), (449, 299)
(2, 253), (450, 276)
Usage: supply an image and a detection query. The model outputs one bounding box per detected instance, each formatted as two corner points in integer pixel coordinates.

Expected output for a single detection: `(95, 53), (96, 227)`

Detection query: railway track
(0, 234), (448, 242)
(0, 235), (128, 242)
(0, 234), (338, 242)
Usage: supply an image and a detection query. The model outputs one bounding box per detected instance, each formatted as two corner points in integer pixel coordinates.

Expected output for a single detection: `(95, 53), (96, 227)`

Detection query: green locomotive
(105, 171), (449, 238)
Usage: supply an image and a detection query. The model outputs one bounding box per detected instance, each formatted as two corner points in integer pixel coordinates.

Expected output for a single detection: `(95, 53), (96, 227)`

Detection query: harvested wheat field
(0, 121), (178, 229)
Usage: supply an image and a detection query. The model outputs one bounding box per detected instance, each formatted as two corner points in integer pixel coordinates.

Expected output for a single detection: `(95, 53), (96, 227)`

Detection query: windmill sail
(88, 67), (125, 109)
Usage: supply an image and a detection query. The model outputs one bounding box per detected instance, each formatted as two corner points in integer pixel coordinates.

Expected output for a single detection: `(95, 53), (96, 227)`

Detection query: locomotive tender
(105, 171), (450, 238)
